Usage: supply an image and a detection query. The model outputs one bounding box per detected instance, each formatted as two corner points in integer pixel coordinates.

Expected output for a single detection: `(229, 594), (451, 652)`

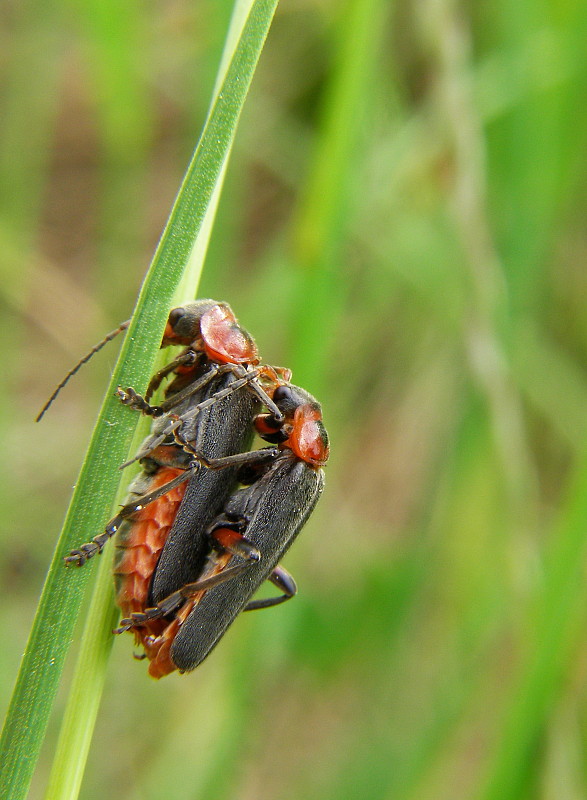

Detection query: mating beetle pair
(51, 300), (329, 678)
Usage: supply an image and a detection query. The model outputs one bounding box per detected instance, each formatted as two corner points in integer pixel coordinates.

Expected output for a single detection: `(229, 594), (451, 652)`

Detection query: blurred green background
(3, 0), (587, 798)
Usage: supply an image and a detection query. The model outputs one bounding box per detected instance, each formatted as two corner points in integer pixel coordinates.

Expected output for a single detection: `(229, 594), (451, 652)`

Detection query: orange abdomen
(113, 467), (187, 639)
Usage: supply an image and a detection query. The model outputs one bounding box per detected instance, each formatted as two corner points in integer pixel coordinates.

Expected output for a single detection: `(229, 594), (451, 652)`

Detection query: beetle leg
(65, 464), (199, 566)
(243, 565), (297, 611)
(155, 364), (250, 414)
(244, 380), (284, 422)
(114, 563), (255, 632)
(144, 351), (201, 401)
(117, 362), (226, 419)
(171, 433), (277, 471)
(159, 362), (284, 423)
(118, 366), (260, 469)
(116, 386), (165, 417)
(118, 418), (184, 470)
(123, 363), (284, 431)
(114, 526), (263, 632)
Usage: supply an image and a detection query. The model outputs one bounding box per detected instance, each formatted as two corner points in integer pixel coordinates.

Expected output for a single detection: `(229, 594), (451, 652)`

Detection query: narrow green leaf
(479, 447), (587, 800)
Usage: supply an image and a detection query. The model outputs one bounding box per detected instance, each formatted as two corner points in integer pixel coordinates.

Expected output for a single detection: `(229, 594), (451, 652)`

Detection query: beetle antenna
(36, 320), (130, 422)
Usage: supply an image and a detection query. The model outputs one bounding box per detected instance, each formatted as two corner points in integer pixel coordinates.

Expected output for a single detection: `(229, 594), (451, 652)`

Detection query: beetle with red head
(65, 300), (288, 567)
(46, 300), (327, 676)
(116, 383), (329, 678)
(58, 301), (284, 664)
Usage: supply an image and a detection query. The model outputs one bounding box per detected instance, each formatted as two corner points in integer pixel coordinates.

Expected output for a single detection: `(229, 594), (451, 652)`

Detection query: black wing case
(149, 371), (259, 604)
(170, 452), (325, 671)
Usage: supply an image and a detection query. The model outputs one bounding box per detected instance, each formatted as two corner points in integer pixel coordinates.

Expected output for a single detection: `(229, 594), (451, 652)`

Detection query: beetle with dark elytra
(40, 299), (328, 676)
(116, 381), (329, 678)
(60, 301), (288, 567)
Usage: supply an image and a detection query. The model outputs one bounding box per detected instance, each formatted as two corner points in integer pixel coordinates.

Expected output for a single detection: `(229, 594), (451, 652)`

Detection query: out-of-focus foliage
(2, 0), (587, 798)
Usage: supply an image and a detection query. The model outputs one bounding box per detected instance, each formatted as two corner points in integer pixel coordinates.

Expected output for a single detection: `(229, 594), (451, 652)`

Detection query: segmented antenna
(36, 320), (131, 422)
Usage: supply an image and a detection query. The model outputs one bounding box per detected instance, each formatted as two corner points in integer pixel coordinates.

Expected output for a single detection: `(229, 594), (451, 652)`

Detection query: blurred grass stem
(421, 0), (539, 574)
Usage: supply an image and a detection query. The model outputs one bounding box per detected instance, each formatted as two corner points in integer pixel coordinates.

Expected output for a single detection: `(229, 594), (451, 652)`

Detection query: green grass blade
(290, 0), (386, 391)
(478, 448), (587, 800)
(0, 2), (280, 798)
(43, 552), (120, 800)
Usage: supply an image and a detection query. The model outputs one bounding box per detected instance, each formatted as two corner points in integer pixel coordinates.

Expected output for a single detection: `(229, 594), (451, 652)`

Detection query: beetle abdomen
(113, 466), (187, 640)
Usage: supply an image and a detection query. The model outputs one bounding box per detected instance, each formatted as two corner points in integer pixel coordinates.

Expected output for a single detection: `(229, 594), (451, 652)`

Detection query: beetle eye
(273, 386), (292, 403)
(168, 307), (186, 331)
(273, 386), (297, 416)
(272, 384), (308, 419)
